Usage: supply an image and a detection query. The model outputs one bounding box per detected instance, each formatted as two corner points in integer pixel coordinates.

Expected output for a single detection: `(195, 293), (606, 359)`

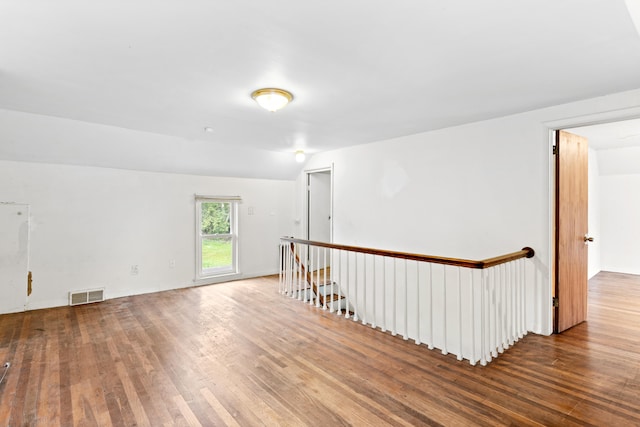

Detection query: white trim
(193, 272), (242, 285)
(192, 269), (277, 287)
(304, 166), (332, 174)
(544, 107), (640, 130)
(330, 162), (334, 242)
(195, 194), (242, 201)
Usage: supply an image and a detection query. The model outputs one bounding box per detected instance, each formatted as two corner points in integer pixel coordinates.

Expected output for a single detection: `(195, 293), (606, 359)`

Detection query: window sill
(193, 272), (241, 286)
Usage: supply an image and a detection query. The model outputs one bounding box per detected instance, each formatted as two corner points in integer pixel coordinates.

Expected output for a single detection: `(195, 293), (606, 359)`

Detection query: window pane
(202, 236), (233, 269)
(201, 202), (230, 235)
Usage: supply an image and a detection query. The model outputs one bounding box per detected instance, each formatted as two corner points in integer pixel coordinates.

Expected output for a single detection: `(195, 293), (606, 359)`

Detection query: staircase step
(323, 294), (345, 303)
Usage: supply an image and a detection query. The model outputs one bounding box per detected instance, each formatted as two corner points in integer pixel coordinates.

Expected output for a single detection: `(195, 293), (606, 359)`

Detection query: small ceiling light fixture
(295, 150), (306, 163)
(251, 88), (293, 112)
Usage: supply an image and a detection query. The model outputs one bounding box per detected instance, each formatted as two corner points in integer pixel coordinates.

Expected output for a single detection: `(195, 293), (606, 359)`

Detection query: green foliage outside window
(201, 202), (230, 235)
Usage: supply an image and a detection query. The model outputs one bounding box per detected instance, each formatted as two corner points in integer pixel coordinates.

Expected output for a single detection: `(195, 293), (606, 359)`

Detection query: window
(195, 196), (239, 278)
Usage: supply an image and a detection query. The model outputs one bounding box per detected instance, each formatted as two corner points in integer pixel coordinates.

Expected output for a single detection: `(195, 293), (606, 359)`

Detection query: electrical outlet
(248, 206), (255, 215)
(130, 265), (139, 275)
(169, 260), (176, 268)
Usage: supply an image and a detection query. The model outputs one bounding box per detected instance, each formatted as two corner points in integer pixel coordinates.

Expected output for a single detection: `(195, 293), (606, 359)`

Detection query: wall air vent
(69, 288), (105, 306)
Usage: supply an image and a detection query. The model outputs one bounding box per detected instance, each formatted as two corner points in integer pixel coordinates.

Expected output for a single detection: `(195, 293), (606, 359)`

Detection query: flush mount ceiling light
(251, 88), (293, 112)
(295, 150), (306, 163)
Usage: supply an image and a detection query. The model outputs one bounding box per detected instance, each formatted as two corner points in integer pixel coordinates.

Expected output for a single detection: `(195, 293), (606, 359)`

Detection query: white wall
(588, 148), (601, 278)
(298, 88), (640, 336)
(596, 145), (640, 275)
(0, 160), (294, 310)
(600, 173), (640, 275)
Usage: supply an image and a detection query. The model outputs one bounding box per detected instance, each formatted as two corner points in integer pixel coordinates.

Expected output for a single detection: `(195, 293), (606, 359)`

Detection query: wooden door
(0, 204), (30, 314)
(555, 130), (589, 333)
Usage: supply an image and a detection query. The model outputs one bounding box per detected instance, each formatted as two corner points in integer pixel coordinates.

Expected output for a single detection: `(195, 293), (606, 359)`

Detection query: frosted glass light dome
(251, 88), (293, 112)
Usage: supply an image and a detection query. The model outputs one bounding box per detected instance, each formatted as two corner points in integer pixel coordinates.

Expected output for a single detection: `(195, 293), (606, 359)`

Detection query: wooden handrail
(281, 237), (534, 270)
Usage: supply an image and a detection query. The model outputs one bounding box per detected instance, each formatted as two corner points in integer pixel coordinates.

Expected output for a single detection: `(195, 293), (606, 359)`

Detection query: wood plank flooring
(1, 271), (640, 426)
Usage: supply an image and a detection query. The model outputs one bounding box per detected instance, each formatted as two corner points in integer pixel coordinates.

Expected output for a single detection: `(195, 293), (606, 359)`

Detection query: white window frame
(195, 195), (240, 280)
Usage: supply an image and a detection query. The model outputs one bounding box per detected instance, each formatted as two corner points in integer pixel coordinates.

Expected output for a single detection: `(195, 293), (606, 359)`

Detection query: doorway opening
(305, 167), (333, 243)
(551, 115), (640, 333)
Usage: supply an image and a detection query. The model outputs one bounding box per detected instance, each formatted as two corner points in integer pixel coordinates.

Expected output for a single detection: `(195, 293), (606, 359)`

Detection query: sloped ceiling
(569, 118), (640, 175)
(1, 0), (640, 179)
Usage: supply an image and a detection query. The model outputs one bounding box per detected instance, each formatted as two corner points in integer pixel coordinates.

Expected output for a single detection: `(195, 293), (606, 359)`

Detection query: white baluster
(503, 263), (508, 349)
(283, 243), (287, 294)
(289, 244), (294, 297)
(504, 263), (509, 348)
(491, 267), (498, 359)
(323, 247), (328, 310)
(278, 243), (283, 294)
(345, 252), (350, 319)
(428, 263), (434, 350)
(316, 246), (321, 308)
(403, 259), (408, 340)
(520, 258), (526, 339)
(308, 245), (315, 305)
(296, 245), (302, 300)
(329, 248), (335, 312)
(286, 244), (291, 295)
(481, 269), (490, 365)
(371, 255), (377, 329)
(515, 261), (520, 339)
(504, 262), (510, 347)
(470, 269), (476, 366)
(498, 264), (504, 354)
(442, 265), (448, 356)
(381, 257), (387, 332)
(508, 261), (514, 346)
(305, 244), (310, 302)
(392, 258), (397, 336)
(304, 245), (308, 302)
(337, 250), (343, 315)
(353, 253), (359, 322)
(508, 262), (512, 346)
(362, 255), (368, 325)
(457, 266), (463, 361)
(415, 261), (420, 345)
(515, 259), (520, 339)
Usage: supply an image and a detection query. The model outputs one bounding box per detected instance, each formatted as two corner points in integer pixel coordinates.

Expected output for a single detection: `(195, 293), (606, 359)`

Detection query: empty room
(2, 1), (640, 425)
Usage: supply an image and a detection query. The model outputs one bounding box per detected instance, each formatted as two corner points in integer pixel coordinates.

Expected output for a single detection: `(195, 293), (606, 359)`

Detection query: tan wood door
(555, 130), (589, 333)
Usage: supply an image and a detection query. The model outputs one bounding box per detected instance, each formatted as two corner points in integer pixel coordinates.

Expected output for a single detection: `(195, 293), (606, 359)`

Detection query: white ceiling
(569, 118), (640, 150)
(2, 0), (640, 179)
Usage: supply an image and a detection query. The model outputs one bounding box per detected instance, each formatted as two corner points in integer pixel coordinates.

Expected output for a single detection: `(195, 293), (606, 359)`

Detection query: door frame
(304, 164), (334, 243)
(545, 106), (640, 334)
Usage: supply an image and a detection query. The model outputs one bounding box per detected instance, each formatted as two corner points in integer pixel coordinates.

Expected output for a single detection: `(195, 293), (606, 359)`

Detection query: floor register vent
(69, 288), (105, 306)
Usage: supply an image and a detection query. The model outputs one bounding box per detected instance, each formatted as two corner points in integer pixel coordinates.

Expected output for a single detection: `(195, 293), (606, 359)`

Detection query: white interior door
(0, 204), (30, 314)
(307, 170), (332, 242)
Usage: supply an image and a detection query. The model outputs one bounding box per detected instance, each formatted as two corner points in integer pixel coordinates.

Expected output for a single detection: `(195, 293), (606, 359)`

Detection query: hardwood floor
(1, 271), (639, 426)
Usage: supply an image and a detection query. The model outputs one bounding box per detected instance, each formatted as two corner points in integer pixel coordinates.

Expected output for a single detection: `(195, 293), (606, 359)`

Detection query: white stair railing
(279, 238), (534, 366)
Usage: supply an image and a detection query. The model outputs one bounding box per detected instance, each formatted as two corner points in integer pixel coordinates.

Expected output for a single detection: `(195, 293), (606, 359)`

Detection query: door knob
(584, 234), (594, 243)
